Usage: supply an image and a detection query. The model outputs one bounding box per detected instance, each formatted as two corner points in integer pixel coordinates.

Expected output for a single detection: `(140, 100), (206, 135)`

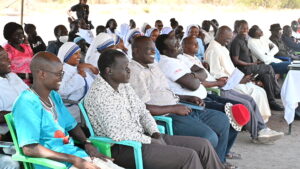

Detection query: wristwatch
(83, 140), (92, 145)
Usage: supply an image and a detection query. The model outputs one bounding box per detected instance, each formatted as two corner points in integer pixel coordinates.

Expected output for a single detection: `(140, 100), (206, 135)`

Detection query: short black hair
(248, 25), (259, 38)
(3, 22), (23, 40)
(106, 18), (116, 28)
(155, 34), (169, 55)
(54, 25), (66, 37)
(24, 23), (36, 34)
(98, 49), (126, 76)
(96, 25), (106, 35)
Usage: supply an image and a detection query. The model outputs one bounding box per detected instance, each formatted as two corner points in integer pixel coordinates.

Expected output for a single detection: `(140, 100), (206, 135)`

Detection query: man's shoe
(257, 128), (284, 143)
(269, 102), (284, 111)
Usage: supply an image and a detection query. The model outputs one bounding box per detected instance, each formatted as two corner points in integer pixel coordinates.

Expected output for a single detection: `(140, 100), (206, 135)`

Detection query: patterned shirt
(84, 76), (158, 144)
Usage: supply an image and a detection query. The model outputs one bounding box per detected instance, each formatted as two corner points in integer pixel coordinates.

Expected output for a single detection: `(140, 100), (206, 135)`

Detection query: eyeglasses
(43, 70), (65, 77)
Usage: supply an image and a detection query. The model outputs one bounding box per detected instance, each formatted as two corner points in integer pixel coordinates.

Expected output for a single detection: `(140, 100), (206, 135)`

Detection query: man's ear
(104, 67), (112, 75)
(39, 70), (46, 79)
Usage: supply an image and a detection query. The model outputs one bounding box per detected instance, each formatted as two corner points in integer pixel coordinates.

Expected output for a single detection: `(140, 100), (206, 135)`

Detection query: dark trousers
(239, 64), (280, 103)
(204, 94), (239, 155)
(168, 107), (230, 163)
(111, 134), (224, 169)
(270, 61), (290, 75)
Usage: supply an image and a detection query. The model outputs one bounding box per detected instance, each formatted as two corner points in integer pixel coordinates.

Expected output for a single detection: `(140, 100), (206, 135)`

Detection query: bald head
(215, 26), (233, 46)
(30, 51), (62, 77)
(182, 36), (198, 55)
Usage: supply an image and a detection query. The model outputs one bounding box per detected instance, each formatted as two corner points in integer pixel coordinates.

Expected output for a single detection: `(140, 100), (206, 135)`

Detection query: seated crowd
(2, 6), (300, 168)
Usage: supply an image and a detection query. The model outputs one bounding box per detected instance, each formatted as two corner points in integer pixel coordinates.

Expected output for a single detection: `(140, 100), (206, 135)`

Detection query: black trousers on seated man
(111, 134), (224, 169)
(238, 64), (281, 109)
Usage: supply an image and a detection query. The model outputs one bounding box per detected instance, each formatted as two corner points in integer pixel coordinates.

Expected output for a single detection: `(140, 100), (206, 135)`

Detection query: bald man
(12, 52), (122, 169)
(205, 26), (284, 144)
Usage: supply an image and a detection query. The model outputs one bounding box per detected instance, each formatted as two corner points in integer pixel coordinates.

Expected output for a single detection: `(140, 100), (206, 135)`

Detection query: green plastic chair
(4, 113), (67, 169)
(206, 87), (221, 96)
(79, 100), (166, 169)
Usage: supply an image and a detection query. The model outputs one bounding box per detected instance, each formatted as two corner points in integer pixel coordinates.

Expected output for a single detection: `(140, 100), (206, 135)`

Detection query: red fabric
(231, 104), (250, 126)
(3, 43), (33, 74)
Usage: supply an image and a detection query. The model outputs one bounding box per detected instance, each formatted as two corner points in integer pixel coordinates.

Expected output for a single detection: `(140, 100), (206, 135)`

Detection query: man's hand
(72, 156), (101, 169)
(172, 104), (192, 116)
(151, 132), (161, 139)
(240, 74), (252, 84)
(78, 63), (100, 77)
(184, 96), (205, 107)
(151, 132), (166, 145)
(216, 78), (227, 87)
(84, 143), (113, 162)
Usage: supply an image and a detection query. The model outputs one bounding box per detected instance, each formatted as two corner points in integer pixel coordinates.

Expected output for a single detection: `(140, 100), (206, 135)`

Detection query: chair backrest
(4, 113), (22, 155)
(78, 100), (95, 137)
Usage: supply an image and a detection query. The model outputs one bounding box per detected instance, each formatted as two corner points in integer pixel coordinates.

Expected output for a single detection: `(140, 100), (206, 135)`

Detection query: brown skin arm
(178, 95), (206, 107)
(69, 125), (113, 161)
(190, 65), (208, 82)
(0, 111), (10, 123)
(146, 104), (191, 116)
(176, 73), (201, 91)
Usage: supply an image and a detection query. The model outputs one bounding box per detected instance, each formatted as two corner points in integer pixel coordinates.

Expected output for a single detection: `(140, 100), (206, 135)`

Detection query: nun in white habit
(85, 33), (116, 67)
(57, 42), (97, 122)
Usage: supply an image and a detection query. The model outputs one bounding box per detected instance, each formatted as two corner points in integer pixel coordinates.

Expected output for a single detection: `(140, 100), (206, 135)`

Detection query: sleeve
(205, 49), (230, 79)
(70, 4), (79, 11)
(128, 68), (151, 103)
(52, 91), (77, 132)
(13, 92), (42, 147)
(268, 39), (279, 56)
(247, 39), (270, 63)
(13, 73), (29, 91)
(58, 66), (82, 98)
(161, 60), (190, 81)
(230, 39), (241, 57)
(128, 85), (159, 136)
(285, 37), (300, 51)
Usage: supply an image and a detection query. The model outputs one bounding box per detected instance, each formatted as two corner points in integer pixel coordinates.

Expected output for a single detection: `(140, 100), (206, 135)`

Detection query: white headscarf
(183, 24), (199, 39)
(85, 33), (115, 66)
(161, 27), (173, 35)
(140, 23), (150, 33)
(124, 29), (141, 47)
(57, 42), (81, 63)
(145, 28), (158, 37)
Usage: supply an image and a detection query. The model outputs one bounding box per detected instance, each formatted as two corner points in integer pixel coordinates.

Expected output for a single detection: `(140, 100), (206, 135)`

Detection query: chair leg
(133, 146), (143, 169)
(288, 123), (292, 135)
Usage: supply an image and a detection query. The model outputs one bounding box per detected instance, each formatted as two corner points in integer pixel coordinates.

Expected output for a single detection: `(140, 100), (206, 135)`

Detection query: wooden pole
(21, 0), (24, 25)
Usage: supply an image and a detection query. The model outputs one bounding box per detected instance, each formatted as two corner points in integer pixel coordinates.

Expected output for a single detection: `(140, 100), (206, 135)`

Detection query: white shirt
(202, 30), (214, 45)
(178, 53), (216, 82)
(0, 73), (28, 134)
(79, 28), (94, 45)
(205, 40), (236, 79)
(158, 55), (207, 99)
(248, 36), (281, 65)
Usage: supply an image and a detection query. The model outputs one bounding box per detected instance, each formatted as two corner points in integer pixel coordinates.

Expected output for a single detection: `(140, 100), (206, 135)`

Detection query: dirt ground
(229, 100), (300, 169)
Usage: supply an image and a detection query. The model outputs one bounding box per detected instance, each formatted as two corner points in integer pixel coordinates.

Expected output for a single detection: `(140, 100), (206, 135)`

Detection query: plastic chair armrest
(12, 154), (67, 169)
(179, 102), (204, 110)
(89, 136), (142, 148)
(206, 87), (221, 96)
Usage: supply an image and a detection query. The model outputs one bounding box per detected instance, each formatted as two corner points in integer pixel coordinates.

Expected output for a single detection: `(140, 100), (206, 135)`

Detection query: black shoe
(269, 102), (284, 111)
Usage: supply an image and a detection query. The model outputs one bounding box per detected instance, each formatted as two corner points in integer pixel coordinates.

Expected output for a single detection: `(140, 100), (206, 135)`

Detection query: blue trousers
(270, 61), (290, 75)
(168, 107), (230, 163)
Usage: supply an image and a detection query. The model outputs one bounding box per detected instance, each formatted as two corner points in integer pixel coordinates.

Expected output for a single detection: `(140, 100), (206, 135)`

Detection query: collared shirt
(84, 76), (158, 144)
(178, 53), (216, 82)
(158, 55), (207, 99)
(230, 34), (253, 64)
(128, 60), (179, 106)
(269, 35), (289, 57)
(205, 40), (236, 79)
(0, 73), (28, 134)
(248, 36), (281, 65)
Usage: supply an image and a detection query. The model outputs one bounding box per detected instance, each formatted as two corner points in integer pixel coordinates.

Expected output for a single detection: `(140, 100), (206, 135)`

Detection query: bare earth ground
(0, 3), (300, 169)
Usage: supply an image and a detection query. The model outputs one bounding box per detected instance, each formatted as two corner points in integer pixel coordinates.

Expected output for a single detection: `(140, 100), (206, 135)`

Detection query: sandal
(224, 162), (239, 169)
(226, 152), (242, 159)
